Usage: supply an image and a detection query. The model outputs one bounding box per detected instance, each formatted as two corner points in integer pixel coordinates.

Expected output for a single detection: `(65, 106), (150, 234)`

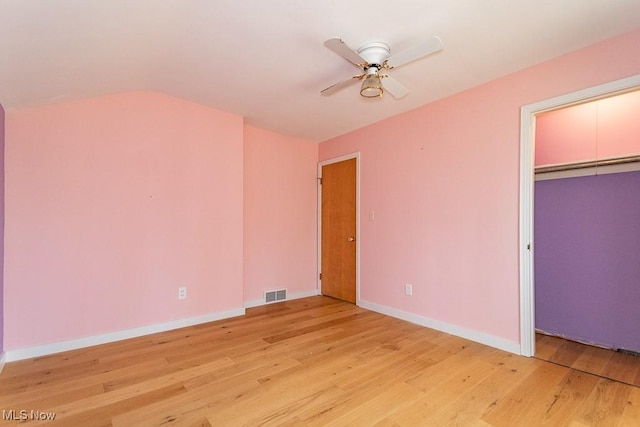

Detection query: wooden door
(321, 158), (357, 303)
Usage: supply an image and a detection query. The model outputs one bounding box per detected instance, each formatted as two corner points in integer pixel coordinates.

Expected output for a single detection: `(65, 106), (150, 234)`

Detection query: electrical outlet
(405, 284), (413, 296)
(178, 286), (187, 300)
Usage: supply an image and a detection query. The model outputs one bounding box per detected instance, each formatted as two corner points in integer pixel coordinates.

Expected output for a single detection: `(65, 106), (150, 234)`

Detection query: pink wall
(243, 126), (318, 302)
(5, 92), (244, 350)
(536, 89), (640, 165)
(319, 28), (640, 344)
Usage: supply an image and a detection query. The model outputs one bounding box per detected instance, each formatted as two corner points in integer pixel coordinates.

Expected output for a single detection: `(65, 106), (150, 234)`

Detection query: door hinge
(318, 177), (322, 185)
(319, 273), (322, 280)
(527, 243), (531, 250)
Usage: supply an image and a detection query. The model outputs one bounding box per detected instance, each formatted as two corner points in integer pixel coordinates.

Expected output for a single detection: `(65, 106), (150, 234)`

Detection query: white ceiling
(1, 1), (640, 142)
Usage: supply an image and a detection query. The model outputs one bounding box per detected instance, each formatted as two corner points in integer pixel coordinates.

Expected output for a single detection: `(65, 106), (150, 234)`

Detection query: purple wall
(0, 103), (4, 354)
(535, 171), (640, 352)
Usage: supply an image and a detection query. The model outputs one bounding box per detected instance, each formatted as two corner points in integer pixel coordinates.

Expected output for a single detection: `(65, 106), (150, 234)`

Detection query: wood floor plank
(1, 338), (157, 378)
(34, 357), (233, 425)
(1, 358), (168, 408)
(535, 370), (600, 425)
(405, 341), (496, 392)
(573, 344), (617, 376)
(323, 382), (423, 427)
(480, 361), (576, 426)
(1, 383), (106, 413)
(535, 332), (640, 388)
(398, 351), (542, 426)
(203, 374), (333, 426)
(574, 378), (632, 426)
(618, 385), (640, 426)
(535, 333), (565, 360)
(388, 359), (498, 426)
(33, 383), (187, 427)
(600, 352), (640, 385)
(111, 379), (259, 426)
(548, 339), (587, 367)
(110, 348), (306, 425)
(0, 358), (100, 395)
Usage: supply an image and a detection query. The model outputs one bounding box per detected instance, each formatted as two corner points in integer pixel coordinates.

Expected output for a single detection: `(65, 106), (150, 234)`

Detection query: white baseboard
(5, 307), (246, 362)
(358, 299), (521, 355)
(4, 295), (518, 363)
(244, 289), (320, 309)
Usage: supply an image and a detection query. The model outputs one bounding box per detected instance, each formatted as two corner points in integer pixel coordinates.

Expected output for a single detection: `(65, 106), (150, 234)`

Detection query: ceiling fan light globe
(360, 75), (383, 98)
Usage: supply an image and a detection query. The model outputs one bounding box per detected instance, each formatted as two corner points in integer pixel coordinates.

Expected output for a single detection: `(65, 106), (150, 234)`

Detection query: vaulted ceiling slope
(1, 1), (640, 142)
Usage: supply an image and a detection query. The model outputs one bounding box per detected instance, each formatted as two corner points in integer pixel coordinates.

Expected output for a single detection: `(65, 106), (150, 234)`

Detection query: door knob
(347, 237), (356, 242)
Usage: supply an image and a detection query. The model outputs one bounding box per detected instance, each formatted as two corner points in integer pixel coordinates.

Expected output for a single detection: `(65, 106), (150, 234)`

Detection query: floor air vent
(265, 289), (287, 303)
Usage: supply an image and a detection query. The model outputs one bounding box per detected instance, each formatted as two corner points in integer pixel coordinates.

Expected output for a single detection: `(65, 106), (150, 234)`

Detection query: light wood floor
(535, 333), (640, 388)
(1, 296), (638, 426)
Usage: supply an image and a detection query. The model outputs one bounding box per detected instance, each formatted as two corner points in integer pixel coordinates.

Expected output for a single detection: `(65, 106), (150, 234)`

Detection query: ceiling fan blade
(324, 37), (367, 67)
(386, 36), (443, 68)
(381, 75), (409, 99)
(321, 75), (362, 96)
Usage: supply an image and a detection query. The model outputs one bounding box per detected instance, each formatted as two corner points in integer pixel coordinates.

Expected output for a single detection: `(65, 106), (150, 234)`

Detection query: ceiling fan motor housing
(356, 41), (390, 68)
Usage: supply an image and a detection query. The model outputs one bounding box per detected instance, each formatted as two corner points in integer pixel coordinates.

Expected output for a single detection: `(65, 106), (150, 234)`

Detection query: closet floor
(535, 333), (640, 388)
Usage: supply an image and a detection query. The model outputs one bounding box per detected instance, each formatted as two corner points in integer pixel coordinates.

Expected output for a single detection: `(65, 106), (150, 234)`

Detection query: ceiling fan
(321, 36), (443, 99)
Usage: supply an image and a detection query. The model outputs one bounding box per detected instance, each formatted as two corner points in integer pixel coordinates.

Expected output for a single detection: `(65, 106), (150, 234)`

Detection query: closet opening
(532, 89), (640, 386)
(519, 75), (640, 361)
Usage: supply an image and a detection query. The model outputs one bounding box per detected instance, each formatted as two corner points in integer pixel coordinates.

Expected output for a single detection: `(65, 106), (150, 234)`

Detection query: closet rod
(535, 155), (640, 174)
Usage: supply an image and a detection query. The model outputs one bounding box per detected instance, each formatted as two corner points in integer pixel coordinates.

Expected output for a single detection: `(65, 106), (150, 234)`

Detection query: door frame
(317, 152), (361, 304)
(519, 74), (640, 357)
